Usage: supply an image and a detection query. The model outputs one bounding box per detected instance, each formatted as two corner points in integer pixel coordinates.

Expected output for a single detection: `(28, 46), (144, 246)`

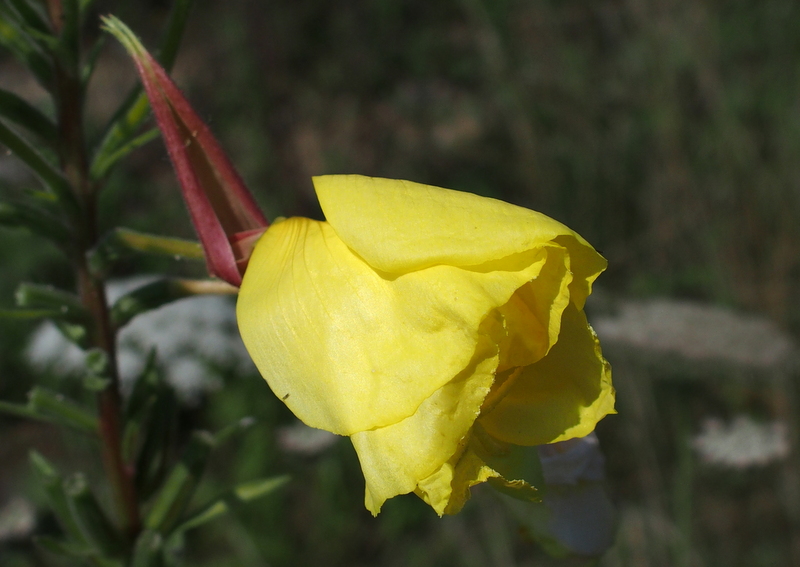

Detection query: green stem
(78, 265), (141, 538)
(53, 23), (141, 539)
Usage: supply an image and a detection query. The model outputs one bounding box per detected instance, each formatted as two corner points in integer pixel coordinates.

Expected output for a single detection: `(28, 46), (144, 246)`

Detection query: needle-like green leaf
(0, 200), (71, 244)
(0, 120), (80, 216)
(30, 451), (89, 544)
(6, 0), (51, 35)
(175, 475), (290, 533)
(89, 227), (203, 277)
(28, 387), (99, 433)
(145, 431), (214, 534)
(64, 473), (125, 557)
(0, 6), (53, 89)
(0, 87), (57, 144)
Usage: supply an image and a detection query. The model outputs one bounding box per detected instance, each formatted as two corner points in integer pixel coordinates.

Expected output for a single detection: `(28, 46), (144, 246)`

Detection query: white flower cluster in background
(25, 278), (255, 403)
(693, 415), (789, 469)
(593, 298), (794, 368)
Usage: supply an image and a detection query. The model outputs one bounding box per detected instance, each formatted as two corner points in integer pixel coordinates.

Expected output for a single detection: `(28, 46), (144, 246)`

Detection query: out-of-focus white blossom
(594, 298), (794, 368)
(0, 497), (35, 541)
(25, 278), (255, 403)
(693, 415), (789, 468)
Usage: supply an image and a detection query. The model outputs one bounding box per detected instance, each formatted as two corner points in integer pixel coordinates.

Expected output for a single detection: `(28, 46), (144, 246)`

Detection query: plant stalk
(53, 28), (141, 538)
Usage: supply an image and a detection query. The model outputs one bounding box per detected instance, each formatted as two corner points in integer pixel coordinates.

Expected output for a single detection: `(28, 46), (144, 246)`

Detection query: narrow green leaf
(145, 431), (214, 534)
(0, 87), (57, 143)
(28, 387), (99, 433)
(6, 0), (51, 35)
(134, 385), (177, 501)
(15, 282), (88, 322)
(121, 350), (161, 463)
(211, 416), (257, 446)
(174, 500), (226, 534)
(0, 308), (63, 319)
(2, 389), (98, 435)
(90, 0), (194, 179)
(0, 8), (53, 88)
(90, 228), (203, 276)
(124, 349), (160, 420)
(34, 536), (124, 566)
(89, 127), (158, 179)
(0, 120), (79, 216)
(233, 476), (290, 501)
(0, 399), (61, 423)
(34, 535), (95, 558)
(85, 349), (108, 374)
(121, 399), (152, 467)
(110, 278), (235, 329)
(21, 21), (60, 51)
(30, 451), (88, 544)
(175, 475), (289, 533)
(90, 90), (149, 181)
(13, 283), (91, 346)
(30, 449), (60, 482)
(64, 473), (125, 557)
(0, 201), (71, 244)
(81, 32), (106, 87)
(54, 319), (89, 348)
(20, 186), (59, 205)
(130, 530), (164, 567)
(82, 349), (112, 392)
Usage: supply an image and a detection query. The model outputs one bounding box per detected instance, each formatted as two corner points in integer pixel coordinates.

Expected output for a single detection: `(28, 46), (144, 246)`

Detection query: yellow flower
(237, 175), (614, 516)
(104, 18), (612, 515)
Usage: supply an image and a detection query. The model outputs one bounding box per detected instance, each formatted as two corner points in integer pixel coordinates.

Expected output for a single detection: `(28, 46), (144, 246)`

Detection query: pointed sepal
(101, 16), (268, 286)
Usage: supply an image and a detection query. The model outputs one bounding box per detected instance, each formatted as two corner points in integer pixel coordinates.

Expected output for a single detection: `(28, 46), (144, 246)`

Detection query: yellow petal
(478, 303), (615, 446)
(415, 444), (499, 516)
(312, 175), (606, 306)
(237, 217), (549, 435)
(495, 244), (572, 372)
(414, 424), (544, 516)
(351, 330), (499, 516)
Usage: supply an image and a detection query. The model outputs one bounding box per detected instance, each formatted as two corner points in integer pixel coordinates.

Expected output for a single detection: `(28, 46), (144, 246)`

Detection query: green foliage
(3, 0), (800, 566)
(0, 87), (56, 144)
(0, 2), (53, 88)
(145, 431), (215, 534)
(0, 200), (71, 246)
(0, 120), (76, 214)
(0, 387), (97, 433)
(0, 2), (293, 566)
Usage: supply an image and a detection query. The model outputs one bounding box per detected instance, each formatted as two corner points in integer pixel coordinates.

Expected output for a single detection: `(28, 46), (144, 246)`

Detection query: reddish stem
(55, 41), (141, 538)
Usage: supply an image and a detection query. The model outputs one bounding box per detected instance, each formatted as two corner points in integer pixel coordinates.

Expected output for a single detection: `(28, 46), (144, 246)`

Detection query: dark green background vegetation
(2, 0), (800, 565)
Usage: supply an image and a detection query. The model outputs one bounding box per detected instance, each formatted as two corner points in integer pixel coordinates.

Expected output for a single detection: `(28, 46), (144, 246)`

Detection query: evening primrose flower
(237, 175), (614, 515)
(105, 17), (614, 516)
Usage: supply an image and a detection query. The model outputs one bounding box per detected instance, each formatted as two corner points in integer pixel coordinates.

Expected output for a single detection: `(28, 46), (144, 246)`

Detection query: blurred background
(2, 0), (800, 565)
